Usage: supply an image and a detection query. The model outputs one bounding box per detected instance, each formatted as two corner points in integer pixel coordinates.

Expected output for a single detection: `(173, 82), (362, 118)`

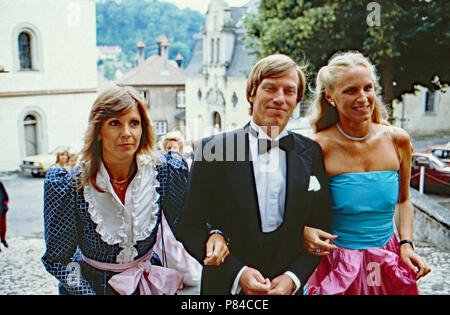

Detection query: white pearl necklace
(336, 123), (373, 141)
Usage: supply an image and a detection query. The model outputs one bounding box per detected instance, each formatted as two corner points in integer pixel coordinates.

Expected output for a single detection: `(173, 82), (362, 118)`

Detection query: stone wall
(410, 188), (450, 251)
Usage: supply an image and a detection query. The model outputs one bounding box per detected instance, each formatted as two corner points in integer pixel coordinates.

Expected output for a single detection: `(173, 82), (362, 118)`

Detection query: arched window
(213, 112), (222, 134)
(13, 24), (42, 72)
(18, 32), (32, 70)
(24, 114), (38, 155)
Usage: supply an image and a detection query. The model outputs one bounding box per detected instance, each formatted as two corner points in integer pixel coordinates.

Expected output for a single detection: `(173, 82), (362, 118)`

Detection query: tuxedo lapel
(284, 134), (311, 223)
(226, 126), (262, 234)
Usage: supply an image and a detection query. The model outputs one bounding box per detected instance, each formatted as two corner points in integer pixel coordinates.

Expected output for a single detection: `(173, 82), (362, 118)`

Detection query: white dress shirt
(249, 119), (288, 233)
(230, 120), (300, 294)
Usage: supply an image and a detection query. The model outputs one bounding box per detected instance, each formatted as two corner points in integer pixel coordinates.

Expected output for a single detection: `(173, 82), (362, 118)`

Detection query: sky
(162, 0), (250, 13)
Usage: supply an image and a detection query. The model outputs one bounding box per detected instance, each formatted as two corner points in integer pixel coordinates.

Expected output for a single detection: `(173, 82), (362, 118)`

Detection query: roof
(226, 34), (256, 77)
(116, 55), (185, 86)
(184, 36), (204, 76)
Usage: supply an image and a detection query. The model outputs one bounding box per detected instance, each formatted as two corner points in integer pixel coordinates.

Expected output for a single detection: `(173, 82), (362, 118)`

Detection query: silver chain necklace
(336, 123), (373, 141)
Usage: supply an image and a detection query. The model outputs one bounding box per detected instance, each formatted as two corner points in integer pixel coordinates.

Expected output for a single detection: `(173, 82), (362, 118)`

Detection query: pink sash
(82, 250), (184, 295)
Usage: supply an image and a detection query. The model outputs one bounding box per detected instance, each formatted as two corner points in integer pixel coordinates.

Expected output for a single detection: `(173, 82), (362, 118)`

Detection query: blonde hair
(246, 54), (307, 115)
(163, 137), (183, 152)
(79, 86), (155, 191)
(56, 150), (69, 166)
(309, 51), (389, 132)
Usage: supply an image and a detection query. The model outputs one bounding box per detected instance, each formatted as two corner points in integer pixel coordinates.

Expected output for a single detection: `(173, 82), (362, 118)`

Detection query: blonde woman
(42, 86), (212, 295)
(55, 150), (69, 168)
(304, 51), (430, 295)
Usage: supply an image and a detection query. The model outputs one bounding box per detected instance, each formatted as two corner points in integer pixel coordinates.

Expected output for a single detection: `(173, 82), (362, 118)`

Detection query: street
(1, 173), (45, 239)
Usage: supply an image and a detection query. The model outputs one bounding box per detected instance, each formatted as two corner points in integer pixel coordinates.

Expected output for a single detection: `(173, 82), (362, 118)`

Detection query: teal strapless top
(330, 171), (399, 250)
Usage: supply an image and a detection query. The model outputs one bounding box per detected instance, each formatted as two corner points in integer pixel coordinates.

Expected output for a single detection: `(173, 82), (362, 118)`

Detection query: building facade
(184, 0), (311, 143)
(117, 36), (186, 141)
(393, 86), (450, 138)
(0, 0), (98, 171)
(185, 0), (256, 142)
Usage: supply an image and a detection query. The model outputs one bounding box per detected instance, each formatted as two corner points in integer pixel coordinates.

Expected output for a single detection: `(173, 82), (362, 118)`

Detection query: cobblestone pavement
(0, 237), (448, 295)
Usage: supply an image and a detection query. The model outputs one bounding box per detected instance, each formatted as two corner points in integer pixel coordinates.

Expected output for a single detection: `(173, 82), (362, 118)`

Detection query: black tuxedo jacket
(174, 124), (332, 294)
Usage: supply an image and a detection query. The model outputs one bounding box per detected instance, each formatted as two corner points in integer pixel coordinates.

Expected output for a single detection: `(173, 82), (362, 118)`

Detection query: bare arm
(395, 127), (431, 279)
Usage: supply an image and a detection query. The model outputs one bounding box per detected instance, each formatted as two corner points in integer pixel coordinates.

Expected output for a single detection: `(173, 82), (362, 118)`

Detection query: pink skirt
(306, 235), (419, 295)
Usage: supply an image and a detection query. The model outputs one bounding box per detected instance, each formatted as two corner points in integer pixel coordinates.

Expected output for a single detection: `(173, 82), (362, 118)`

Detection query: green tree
(243, 0), (450, 119)
(96, 0), (204, 67)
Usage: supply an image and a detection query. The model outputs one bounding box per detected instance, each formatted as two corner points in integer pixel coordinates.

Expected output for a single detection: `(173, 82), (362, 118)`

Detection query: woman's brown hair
(78, 86), (155, 191)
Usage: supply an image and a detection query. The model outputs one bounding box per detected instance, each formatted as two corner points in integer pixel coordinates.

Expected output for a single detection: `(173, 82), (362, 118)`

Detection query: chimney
(157, 35), (170, 60)
(175, 53), (184, 68)
(136, 40), (145, 67)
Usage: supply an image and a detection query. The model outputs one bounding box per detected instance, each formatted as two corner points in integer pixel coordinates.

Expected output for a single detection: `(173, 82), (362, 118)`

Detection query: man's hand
(239, 267), (271, 295)
(203, 233), (230, 266)
(268, 274), (295, 295)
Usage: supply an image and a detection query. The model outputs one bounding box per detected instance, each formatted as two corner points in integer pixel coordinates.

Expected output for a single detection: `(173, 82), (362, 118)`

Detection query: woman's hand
(303, 226), (338, 256)
(203, 233), (230, 266)
(400, 243), (431, 279)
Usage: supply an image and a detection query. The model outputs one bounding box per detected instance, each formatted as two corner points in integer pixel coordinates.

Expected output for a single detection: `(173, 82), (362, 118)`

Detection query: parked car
(19, 146), (69, 177)
(410, 152), (450, 195)
(424, 145), (450, 166)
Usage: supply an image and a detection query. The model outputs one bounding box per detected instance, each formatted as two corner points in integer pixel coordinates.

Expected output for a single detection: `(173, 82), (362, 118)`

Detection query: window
(139, 89), (150, 103)
(24, 114), (38, 155)
(19, 32), (32, 70)
(432, 149), (449, 160)
(177, 90), (186, 108)
(14, 24), (42, 72)
(155, 121), (168, 135)
(212, 112), (222, 134)
(216, 38), (220, 64)
(210, 38), (215, 64)
(424, 89), (439, 114)
(231, 92), (238, 108)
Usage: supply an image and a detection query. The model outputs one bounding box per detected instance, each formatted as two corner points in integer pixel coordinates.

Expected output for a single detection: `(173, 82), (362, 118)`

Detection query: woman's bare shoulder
(390, 126), (412, 150)
(313, 127), (336, 147)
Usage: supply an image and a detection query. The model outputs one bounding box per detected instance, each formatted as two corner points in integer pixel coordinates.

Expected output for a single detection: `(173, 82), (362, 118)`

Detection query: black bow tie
(258, 135), (294, 154)
(249, 127), (294, 155)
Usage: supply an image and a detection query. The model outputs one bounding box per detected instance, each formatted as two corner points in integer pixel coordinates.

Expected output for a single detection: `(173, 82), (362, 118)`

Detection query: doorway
(23, 114), (38, 156)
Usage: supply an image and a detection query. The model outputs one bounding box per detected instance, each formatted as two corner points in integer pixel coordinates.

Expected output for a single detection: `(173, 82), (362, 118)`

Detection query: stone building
(184, 0), (311, 143)
(0, 0), (98, 171)
(116, 36), (186, 140)
(393, 86), (450, 138)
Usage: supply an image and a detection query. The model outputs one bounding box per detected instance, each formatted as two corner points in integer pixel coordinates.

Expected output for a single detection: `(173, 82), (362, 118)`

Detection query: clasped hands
(203, 234), (296, 295)
(238, 267), (295, 295)
(202, 227), (333, 295)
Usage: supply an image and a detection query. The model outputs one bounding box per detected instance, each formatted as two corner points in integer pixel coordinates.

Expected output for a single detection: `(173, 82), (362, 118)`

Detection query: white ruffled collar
(83, 155), (160, 263)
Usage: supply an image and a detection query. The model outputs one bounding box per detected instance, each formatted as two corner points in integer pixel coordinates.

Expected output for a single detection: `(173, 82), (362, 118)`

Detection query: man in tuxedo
(175, 54), (332, 295)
